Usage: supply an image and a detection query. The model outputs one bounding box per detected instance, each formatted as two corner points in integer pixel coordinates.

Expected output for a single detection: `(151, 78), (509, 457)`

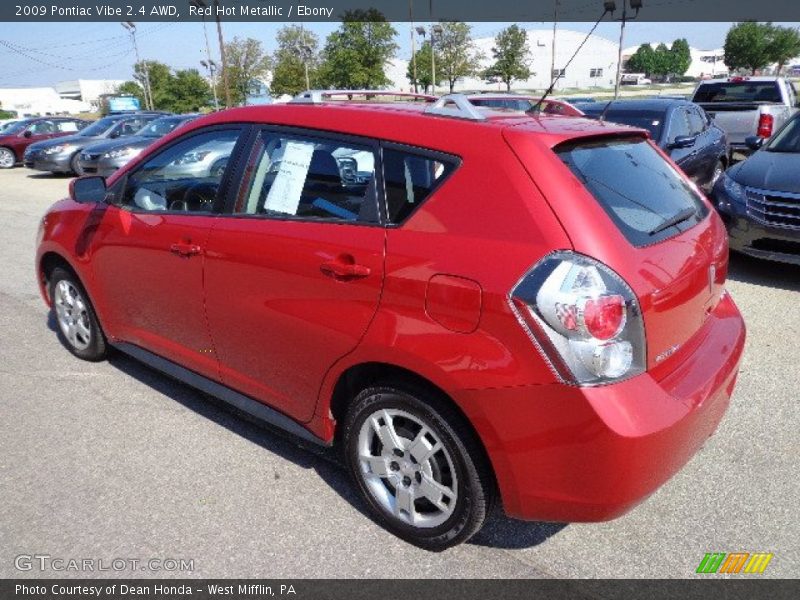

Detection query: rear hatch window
(556, 137), (708, 247)
(692, 81), (782, 103)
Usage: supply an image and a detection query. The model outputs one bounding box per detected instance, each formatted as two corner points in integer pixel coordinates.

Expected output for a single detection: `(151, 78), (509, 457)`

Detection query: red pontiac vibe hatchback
(35, 92), (745, 550)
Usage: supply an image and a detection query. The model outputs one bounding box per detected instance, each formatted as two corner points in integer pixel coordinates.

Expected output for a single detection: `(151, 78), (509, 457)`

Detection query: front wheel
(343, 384), (494, 550)
(0, 147), (15, 169)
(70, 153), (83, 176)
(49, 267), (107, 361)
(705, 159), (725, 193)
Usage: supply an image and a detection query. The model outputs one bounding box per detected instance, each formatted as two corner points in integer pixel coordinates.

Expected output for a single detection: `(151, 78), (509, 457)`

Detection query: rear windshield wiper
(648, 207), (696, 236)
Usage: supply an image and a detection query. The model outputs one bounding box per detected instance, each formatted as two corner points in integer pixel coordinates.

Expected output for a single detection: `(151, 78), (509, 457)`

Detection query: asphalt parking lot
(0, 166), (798, 579)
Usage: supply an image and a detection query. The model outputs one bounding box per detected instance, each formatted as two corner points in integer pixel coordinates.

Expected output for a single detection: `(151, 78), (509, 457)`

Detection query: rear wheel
(0, 147), (15, 169)
(49, 267), (107, 361)
(343, 383), (494, 551)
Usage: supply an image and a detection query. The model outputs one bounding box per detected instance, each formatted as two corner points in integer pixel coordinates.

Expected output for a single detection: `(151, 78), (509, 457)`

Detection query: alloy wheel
(54, 280), (92, 351)
(0, 148), (14, 169)
(357, 408), (458, 528)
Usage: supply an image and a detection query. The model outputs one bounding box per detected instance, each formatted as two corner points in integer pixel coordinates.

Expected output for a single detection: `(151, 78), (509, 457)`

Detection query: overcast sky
(1, 21), (799, 88)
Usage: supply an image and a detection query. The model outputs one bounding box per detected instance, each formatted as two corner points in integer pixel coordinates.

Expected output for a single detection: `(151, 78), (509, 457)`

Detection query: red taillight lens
(757, 113), (774, 138)
(583, 295), (625, 340)
(510, 252), (647, 385)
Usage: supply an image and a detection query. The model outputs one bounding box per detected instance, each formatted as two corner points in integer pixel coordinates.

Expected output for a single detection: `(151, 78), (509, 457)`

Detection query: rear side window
(693, 81), (782, 103)
(382, 148), (456, 223)
(556, 137), (708, 247)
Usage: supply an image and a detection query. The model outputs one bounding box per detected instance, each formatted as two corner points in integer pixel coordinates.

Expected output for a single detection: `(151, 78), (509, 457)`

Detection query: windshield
(693, 81), (782, 103)
(79, 117), (119, 137)
(584, 109), (665, 139)
(137, 116), (193, 138)
(2, 120), (29, 135)
(556, 137), (708, 246)
(766, 114), (800, 152)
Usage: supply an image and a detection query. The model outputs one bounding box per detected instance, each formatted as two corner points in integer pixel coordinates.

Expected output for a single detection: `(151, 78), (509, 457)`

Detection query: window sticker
(264, 141), (315, 215)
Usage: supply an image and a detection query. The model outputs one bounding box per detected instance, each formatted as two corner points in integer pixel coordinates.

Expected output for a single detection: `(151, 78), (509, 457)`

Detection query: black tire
(70, 153), (83, 176)
(705, 158), (725, 194)
(49, 267), (107, 361)
(342, 382), (495, 551)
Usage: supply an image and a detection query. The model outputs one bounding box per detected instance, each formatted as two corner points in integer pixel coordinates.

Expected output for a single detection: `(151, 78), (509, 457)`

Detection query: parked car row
(0, 111), (200, 176)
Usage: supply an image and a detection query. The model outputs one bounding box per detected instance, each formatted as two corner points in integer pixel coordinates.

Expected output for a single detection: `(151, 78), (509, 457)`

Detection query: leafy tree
(767, 25), (800, 74)
(651, 43), (672, 80)
(406, 41), (441, 93)
(436, 22), (484, 93)
(222, 37), (272, 106)
(134, 60), (172, 109)
(164, 69), (212, 113)
(483, 24), (531, 91)
(626, 43), (657, 76)
(271, 25), (320, 97)
(669, 39), (692, 79)
(318, 9), (398, 89)
(724, 22), (775, 74)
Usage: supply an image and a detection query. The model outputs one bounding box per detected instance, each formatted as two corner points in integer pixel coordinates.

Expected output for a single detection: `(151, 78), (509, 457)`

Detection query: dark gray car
(78, 114), (200, 177)
(713, 112), (800, 265)
(24, 113), (166, 175)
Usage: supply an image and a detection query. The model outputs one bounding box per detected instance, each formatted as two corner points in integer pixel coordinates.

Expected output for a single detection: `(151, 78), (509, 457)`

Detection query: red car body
(0, 117), (88, 165)
(35, 100), (745, 525)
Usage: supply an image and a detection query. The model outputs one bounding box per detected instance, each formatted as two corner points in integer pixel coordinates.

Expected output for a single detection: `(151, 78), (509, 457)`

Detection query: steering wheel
(173, 181), (218, 212)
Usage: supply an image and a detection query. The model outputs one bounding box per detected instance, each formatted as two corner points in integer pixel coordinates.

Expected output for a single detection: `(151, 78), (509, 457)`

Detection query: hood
(82, 135), (154, 155)
(729, 150), (800, 194)
(28, 134), (103, 151)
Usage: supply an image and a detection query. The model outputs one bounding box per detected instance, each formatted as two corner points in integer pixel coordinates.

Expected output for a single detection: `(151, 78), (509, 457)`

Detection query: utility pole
(200, 12), (219, 111)
(410, 0), (418, 93)
(299, 23), (310, 91)
(121, 22), (152, 110)
(609, 0), (643, 100)
(213, 0), (231, 108)
(550, 0), (559, 89)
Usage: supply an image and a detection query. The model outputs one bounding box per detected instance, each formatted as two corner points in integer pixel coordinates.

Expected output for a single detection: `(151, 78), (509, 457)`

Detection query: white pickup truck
(691, 76), (798, 159)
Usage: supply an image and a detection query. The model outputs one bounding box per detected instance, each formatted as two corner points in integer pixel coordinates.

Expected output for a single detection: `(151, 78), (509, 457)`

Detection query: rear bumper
(457, 292), (745, 522)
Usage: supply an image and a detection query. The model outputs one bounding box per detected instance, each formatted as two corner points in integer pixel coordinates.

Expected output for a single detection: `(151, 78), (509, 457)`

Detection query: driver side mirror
(23, 130), (32, 138)
(669, 135), (696, 150)
(69, 176), (107, 204)
(745, 135), (764, 151)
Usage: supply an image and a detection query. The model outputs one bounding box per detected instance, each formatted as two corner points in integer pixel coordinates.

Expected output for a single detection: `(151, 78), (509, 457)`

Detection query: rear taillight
(510, 251), (646, 385)
(757, 113), (774, 138)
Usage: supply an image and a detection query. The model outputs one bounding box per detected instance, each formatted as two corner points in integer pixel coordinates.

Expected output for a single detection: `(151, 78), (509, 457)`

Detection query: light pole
(298, 23), (311, 91)
(201, 59), (219, 110)
(191, 0), (231, 108)
(607, 0), (643, 100)
(551, 0), (559, 90)
(416, 24), (443, 95)
(410, 1), (418, 93)
(121, 22), (152, 110)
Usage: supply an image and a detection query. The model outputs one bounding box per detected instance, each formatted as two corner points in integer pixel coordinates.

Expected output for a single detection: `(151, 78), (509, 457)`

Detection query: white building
(0, 87), (90, 117)
(55, 79), (127, 108)
(389, 28), (620, 92)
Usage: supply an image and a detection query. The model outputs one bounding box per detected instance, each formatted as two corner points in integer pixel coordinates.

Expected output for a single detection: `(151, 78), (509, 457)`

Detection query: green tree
(652, 43), (672, 80)
(627, 43), (656, 76)
(407, 41), (440, 93)
(669, 38), (692, 79)
(318, 9), (398, 89)
(222, 37), (272, 106)
(767, 25), (800, 74)
(483, 24), (531, 91)
(134, 60), (172, 109)
(271, 25), (320, 97)
(436, 22), (484, 93)
(164, 69), (212, 113)
(724, 22), (775, 74)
